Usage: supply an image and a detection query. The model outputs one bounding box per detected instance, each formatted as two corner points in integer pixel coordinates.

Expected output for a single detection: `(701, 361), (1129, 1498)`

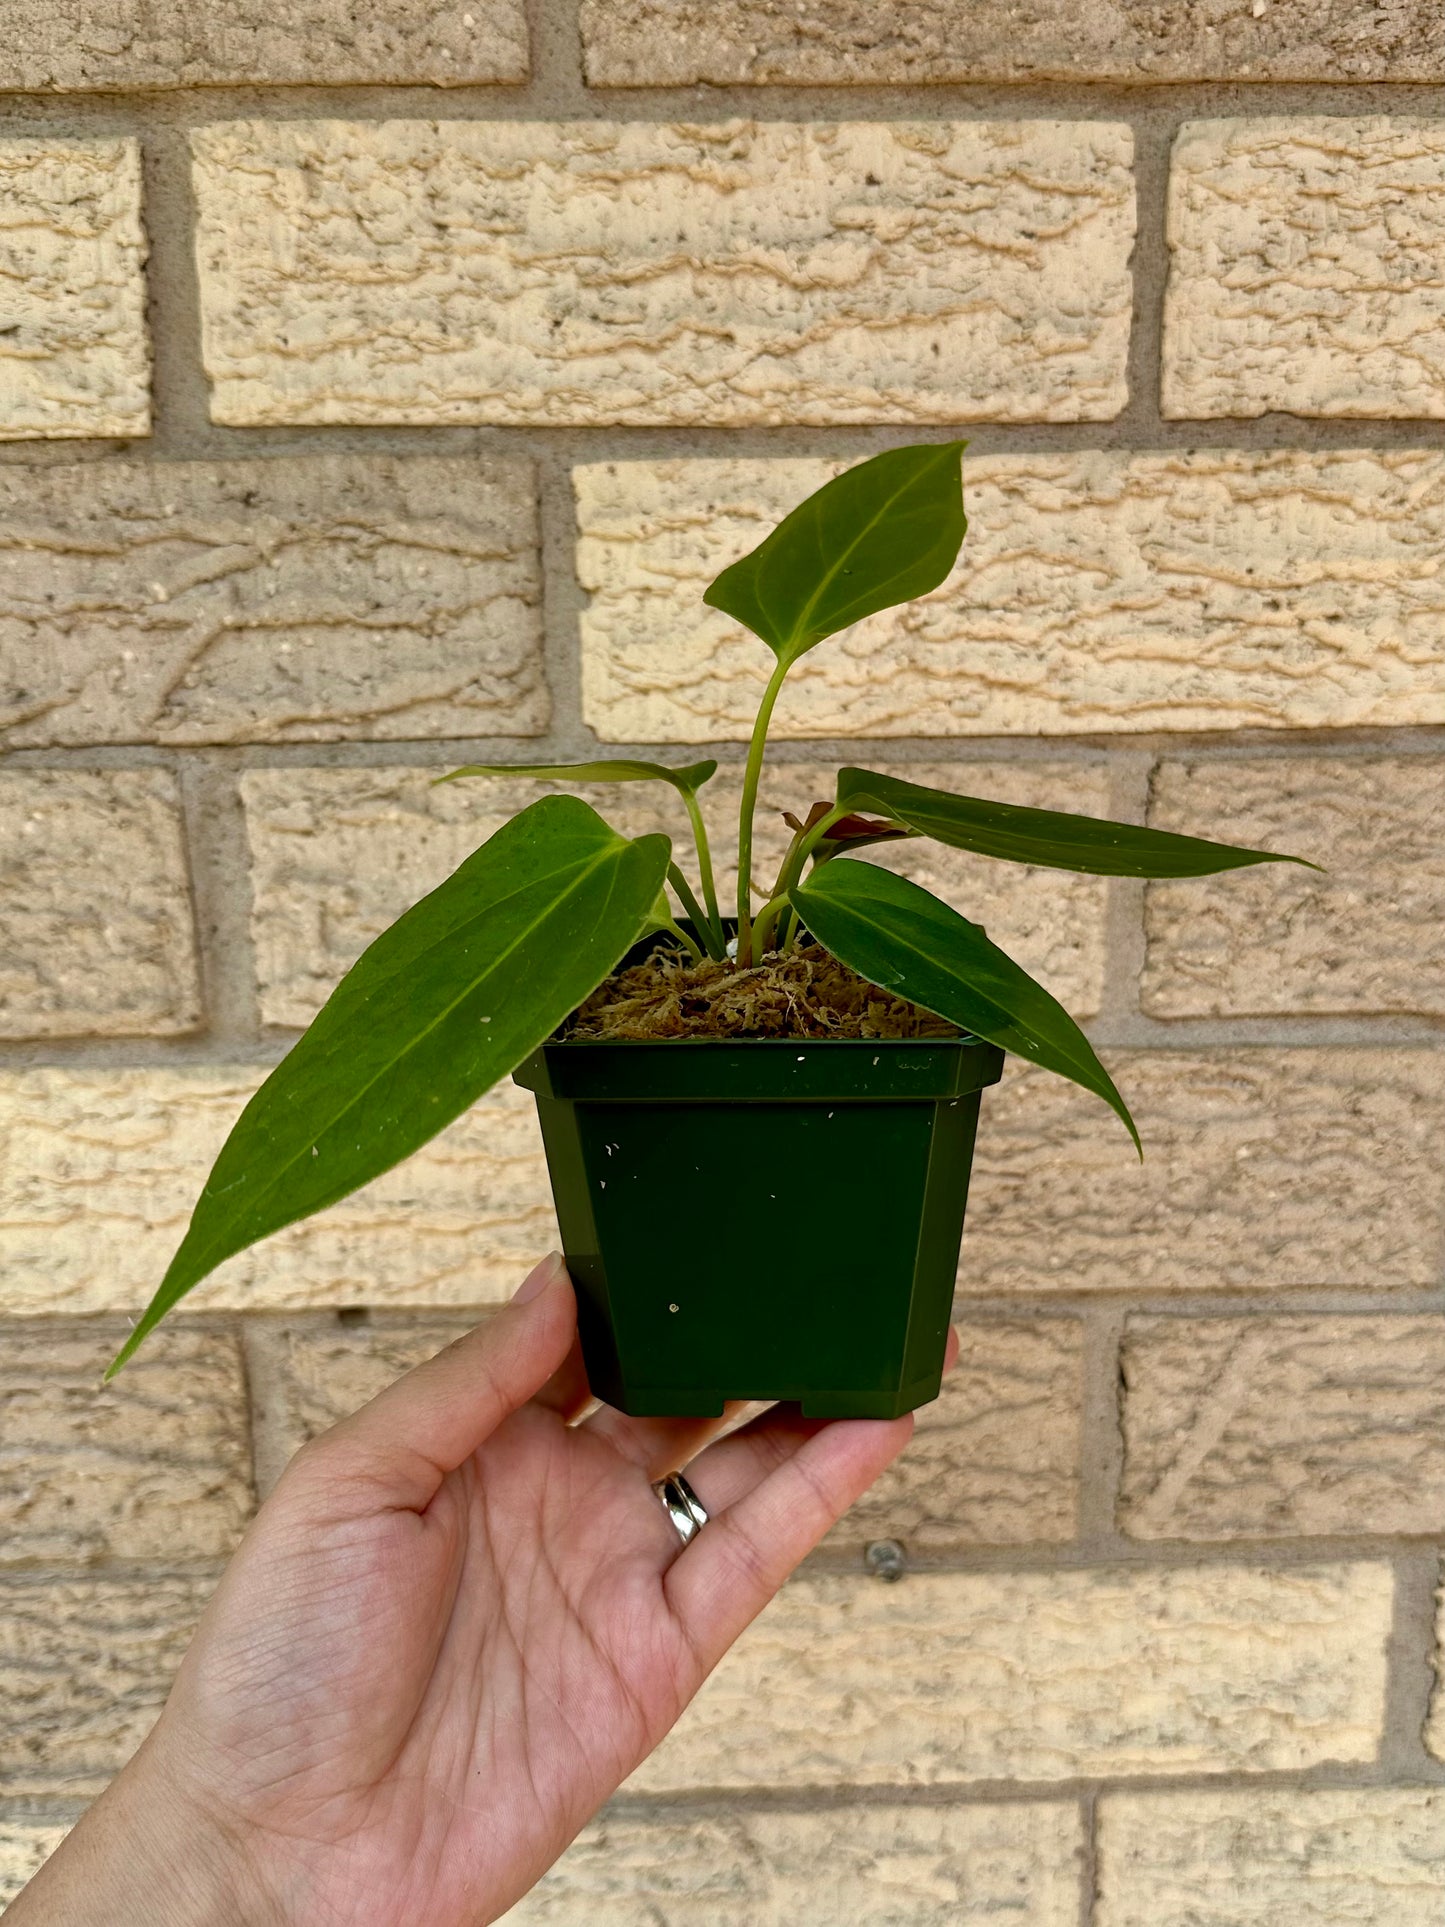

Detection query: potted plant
(109, 444), (1302, 1416)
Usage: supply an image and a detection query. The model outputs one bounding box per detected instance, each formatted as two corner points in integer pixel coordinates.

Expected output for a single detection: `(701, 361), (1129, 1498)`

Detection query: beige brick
(583, 0), (1445, 84)
(1165, 117), (1445, 419)
(248, 1315), (475, 1492)
(962, 1049), (1443, 1295)
(192, 120), (1134, 428)
(243, 762), (1107, 1029)
(505, 1801), (1082, 1925)
(830, 1319), (1081, 1550)
(1120, 1315), (1445, 1541)
(1097, 1788), (1445, 1926)
(0, 1573), (208, 1795)
(0, 1822), (69, 1909)
(247, 1313), (1077, 1543)
(0, 1323), (252, 1563)
(0, 456), (545, 748)
(2, 0), (525, 87)
(634, 1564), (1392, 1789)
(0, 1068), (553, 1319)
(0, 771), (199, 1039)
(578, 451), (1445, 739)
(0, 140), (147, 440)
(1144, 755), (1445, 1018)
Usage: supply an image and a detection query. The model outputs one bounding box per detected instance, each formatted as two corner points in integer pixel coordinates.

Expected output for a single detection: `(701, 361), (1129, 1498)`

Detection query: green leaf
(110, 797), (670, 1376)
(837, 768), (1313, 879)
(792, 858), (1140, 1154)
(439, 758), (718, 796)
(703, 442), (966, 668)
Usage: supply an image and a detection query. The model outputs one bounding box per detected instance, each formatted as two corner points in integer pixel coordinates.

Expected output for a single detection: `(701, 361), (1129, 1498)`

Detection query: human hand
(13, 1254), (927, 1926)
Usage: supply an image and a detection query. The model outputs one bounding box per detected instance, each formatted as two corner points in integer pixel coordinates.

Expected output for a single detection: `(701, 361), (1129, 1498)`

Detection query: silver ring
(651, 1470), (709, 1547)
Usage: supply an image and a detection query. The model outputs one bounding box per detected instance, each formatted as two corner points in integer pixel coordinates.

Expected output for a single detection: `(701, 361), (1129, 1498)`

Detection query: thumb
(300, 1253), (576, 1509)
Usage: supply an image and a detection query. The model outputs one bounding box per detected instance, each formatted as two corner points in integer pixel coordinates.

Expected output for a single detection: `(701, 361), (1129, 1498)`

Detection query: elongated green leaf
(703, 443), (966, 667)
(792, 859), (1140, 1153)
(439, 758), (718, 795)
(110, 797), (670, 1375)
(837, 767), (1313, 879)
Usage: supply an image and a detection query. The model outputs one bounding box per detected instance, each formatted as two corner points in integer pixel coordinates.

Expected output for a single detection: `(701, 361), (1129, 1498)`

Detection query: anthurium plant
(110, 442), (1303, 1377)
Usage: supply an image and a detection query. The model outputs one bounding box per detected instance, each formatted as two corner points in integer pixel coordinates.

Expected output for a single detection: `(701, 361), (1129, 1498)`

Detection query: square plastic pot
(512, 1022), (1003, 1420)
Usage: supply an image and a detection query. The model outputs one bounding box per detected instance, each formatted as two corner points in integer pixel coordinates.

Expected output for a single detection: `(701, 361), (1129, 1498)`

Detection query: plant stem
(750, 802), (856, 956)
(667, 864), (726, 960)
(735, 657), (792, 964)
(682, 791), (725, 950)
(660, 915), (703, 963)
(749, 894), (787, 957)
(777, 803), (852, 894)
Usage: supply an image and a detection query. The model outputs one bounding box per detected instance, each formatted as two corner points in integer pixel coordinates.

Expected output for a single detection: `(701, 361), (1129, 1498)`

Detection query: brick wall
(4, 5), (1445, 1920)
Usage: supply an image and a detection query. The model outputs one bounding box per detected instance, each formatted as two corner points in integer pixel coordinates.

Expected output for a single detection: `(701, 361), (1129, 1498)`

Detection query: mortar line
(1096, 754), (1152, 1031)
(1079, 1790), (1099, 1927)
(237, 1316), (295, 1499)
(1111, 102), (1173, 443)
(134, 120), (213, 455)
(533, 446), (593, 757)
(1075, 1303), (1128, 1543)
(590, 1756), (1445, 1817)
(9, 77), (1445, 123)
(8, 730), (1445, 770)
(1381, 1546), (1442, 1776)
(174, 752), (262, 1046)
(13, 417), (1445, 470)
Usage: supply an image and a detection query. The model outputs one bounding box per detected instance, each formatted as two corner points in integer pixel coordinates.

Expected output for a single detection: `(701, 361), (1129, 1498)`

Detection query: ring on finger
(651, 1469), (709, 1547)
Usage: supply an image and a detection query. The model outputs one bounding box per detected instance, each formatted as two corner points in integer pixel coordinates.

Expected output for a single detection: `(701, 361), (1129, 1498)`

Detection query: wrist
(8, 1739), (281, 1927)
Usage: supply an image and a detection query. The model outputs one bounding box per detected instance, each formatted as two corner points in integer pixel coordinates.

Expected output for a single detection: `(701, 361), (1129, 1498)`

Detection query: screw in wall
(864, 1539), (907, 1583)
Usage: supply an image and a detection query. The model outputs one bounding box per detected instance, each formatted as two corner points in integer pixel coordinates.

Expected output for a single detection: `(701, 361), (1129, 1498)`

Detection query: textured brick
(1097, 1788), (1445, 1926)
(0, 1823), (68, 1909)
(0, 1573), (208, 1795)
(1144, 755), (1445, 1018)
(248, 1315), (474, 1492)
(582, 0), (1445, 85)
(2, 0), (526, 87)
(962, 1049), (1443, 1296)
(243, 762), (1107, 1029)
(0, 1068), (552, 1318)
(248, 1312), (1078, 1542)
(829, 1319), (1081, 1550)
(578, 451), (1445, 739)
(1120, 1315), (1445, 1541)
(634, 1564), (1392, 1790)
(0, 140), (148, 440)
(0, 1323), (252, 1564)
(192, 120), (1134, 428)
(1164, 118), (1445, 420)
(506, 1801), (1082, 1925)
(0, 771), (198, 1039)
(0, 456), (545, 748)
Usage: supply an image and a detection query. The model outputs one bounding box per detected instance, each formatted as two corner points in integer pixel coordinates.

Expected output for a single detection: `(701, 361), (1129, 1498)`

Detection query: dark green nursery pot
(512, 956), (1004, 1418)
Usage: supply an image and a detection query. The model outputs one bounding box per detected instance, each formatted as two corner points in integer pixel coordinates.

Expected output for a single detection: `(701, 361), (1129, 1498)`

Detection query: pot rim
(513, 1032), (1005, 1103)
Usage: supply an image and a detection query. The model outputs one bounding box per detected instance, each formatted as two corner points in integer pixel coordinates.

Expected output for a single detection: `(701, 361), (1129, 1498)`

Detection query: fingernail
(513, 1251), (565, 1305)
